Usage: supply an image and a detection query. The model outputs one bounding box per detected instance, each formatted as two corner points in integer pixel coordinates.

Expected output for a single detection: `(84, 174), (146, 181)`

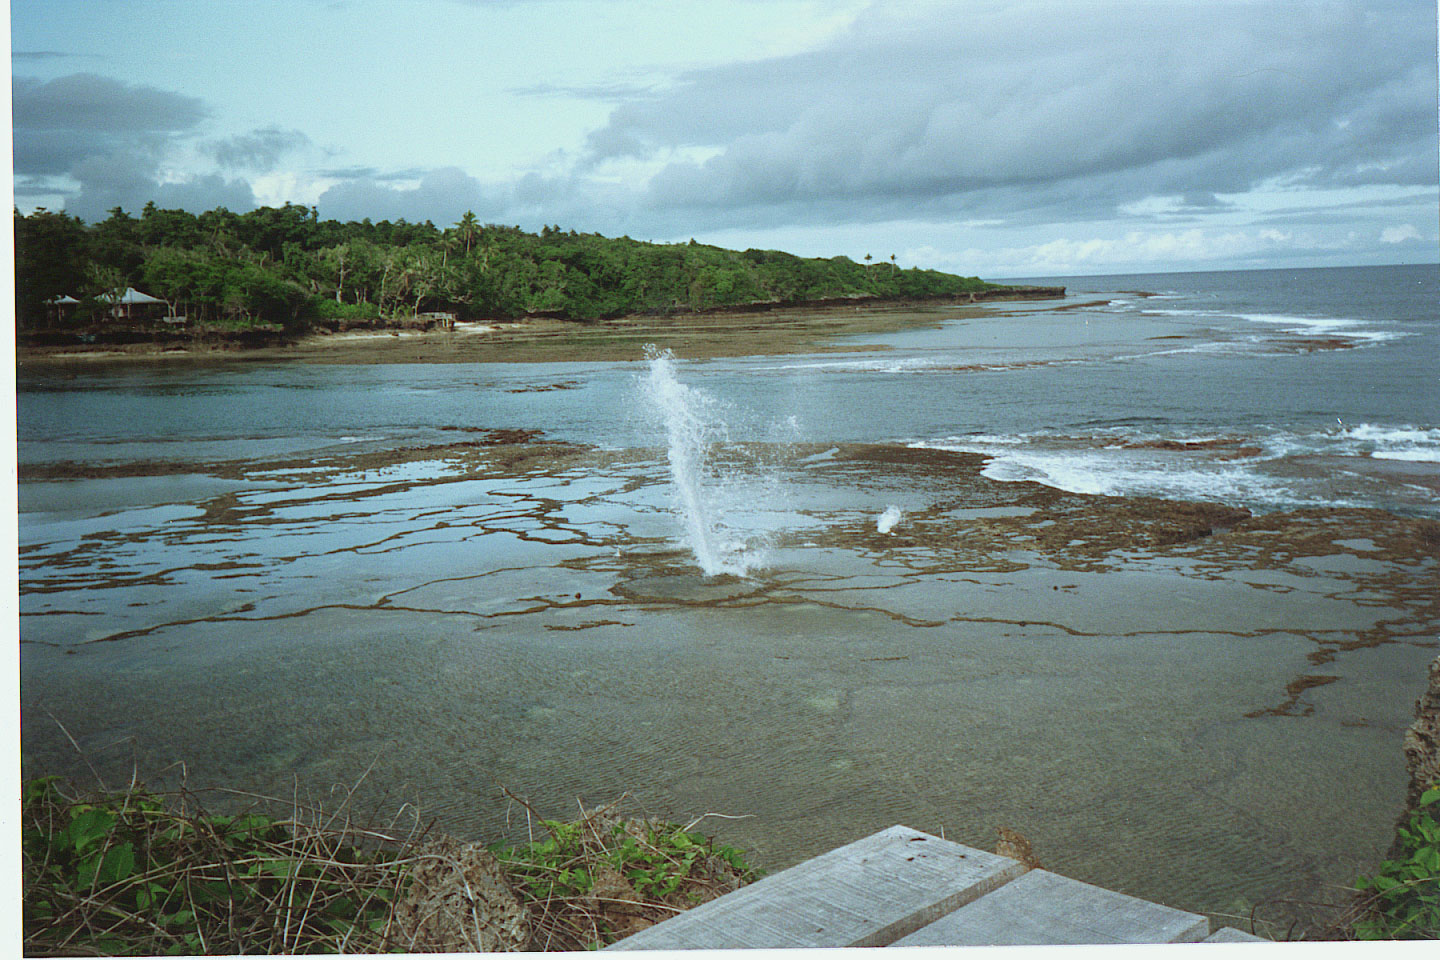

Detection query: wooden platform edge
(606, 825), (1025, 951)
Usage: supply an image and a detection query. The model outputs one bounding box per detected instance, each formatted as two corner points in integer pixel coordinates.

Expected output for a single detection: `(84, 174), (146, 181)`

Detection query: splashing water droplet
(641, 346), (767, 577)
(877, 505), (903, 534)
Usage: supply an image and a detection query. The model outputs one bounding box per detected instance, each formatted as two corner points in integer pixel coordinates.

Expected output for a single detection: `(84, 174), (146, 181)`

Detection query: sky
(9, 0), (1440, 277)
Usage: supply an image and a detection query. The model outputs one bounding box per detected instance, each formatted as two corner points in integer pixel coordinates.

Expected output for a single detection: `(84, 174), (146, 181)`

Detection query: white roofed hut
(43, 294), (81, 325)
(103, 287), (168, 322)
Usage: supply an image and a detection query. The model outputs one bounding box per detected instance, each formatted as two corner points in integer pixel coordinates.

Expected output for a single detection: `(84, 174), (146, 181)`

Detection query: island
(14, 203), (1063, 364)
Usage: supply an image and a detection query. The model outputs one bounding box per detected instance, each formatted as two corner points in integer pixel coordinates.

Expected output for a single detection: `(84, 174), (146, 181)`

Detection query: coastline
(15, 289), (1064, 367)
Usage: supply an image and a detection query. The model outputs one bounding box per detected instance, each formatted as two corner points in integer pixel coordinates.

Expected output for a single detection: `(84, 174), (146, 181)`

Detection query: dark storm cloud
(12, 73), (208, 176)
(63, 152), (257, 223)
(572, 0), (1436, 229)
(204, 127), (313, 171)
(12, 72), (256, 222)
(13, 73), (207, 134)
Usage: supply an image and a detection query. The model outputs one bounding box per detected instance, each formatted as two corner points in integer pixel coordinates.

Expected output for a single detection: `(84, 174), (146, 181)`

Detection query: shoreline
(15, 289), (1064, 368)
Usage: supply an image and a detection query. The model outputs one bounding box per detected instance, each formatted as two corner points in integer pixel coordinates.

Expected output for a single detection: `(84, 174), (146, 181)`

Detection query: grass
(20, 774), (758, 955)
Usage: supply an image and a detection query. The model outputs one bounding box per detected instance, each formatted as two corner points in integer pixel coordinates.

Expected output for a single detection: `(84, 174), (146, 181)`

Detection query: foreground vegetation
(15, 203), (997, 334)
(1347, 783), (1440, 939)
(21, 766), (1440, 952)
(20, 776), (758, 955)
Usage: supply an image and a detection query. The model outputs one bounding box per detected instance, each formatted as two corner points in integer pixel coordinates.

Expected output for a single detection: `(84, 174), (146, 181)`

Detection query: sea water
(16, 262), (1439, 931)
(21, 264), (1433, 515)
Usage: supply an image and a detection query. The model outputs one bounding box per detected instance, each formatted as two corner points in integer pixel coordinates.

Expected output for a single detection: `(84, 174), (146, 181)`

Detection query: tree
(455, 211), (480, 256)
(85, 261), (127, 307)
(14, 208), (88, 327)
(15, 202), (996, 338)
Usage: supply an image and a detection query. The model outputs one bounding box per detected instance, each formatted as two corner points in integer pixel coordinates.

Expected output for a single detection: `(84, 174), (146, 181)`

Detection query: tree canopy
(14, 204), (997, 332)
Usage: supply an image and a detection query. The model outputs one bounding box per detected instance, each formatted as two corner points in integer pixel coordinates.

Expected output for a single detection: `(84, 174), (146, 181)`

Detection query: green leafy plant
(21, 776), (415, 955)
(22, 775), (761, 954)
(487, 798), (761, 950)
(1352, 783), (1440, 939)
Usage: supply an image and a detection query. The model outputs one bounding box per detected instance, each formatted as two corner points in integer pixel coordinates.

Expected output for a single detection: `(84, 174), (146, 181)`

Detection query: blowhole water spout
(641, 346), (767, 577)
(877, 505), (903, 534)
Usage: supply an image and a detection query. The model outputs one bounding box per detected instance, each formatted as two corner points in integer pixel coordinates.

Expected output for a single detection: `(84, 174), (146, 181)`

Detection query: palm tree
(455, 211), (480, 256)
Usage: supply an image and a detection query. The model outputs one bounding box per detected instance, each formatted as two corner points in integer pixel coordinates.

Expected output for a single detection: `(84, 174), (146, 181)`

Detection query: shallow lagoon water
(18, 264), (1440, 935)
(19, 438), (1438, 932)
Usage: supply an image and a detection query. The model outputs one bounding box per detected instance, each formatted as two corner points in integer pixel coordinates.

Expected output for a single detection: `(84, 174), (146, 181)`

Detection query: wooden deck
(607, 825), (1267, 949)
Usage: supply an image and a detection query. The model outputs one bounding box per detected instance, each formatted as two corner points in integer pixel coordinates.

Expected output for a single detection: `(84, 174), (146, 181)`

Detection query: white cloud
(907, 227), (1320, 276)
(1380, 224), (1421, 243)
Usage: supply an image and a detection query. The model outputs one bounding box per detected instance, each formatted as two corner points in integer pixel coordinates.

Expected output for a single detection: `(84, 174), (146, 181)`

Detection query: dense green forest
(14, 203), (997, 334)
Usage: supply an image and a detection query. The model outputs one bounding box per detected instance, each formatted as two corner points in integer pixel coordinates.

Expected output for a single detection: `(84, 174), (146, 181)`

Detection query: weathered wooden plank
(1204, 926), (1269, 942)
(606, 825), (1026, 950)
(891, 868), (1211, 946)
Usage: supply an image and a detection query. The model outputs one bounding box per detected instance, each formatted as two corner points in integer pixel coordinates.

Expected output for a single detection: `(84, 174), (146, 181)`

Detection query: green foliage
(21, 777), (764, 955)
(1352, 784), (1440, 939)
(21, 776), (404, 955)
(492, 817), (756, 906)
(487, 808), (760, 949)
(310, 298), (383, 321)
(15, 204), (999, 333)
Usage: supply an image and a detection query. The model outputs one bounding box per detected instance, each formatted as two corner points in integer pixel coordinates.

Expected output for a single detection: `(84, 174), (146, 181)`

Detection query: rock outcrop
(1390, 654), (1440, 859)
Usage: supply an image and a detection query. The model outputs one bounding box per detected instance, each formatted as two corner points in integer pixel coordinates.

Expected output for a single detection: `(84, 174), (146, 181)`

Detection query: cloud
(13, 72), (207, 135)
(12, 73), (208, 176)
(204, 127), (312, 171)
(64, 152), (257, 222)
(11, 72), (261, 221)
(315, 165), (430, 182)
(569, 0), (1436, 231)
(908, 225), (1328, 276)
(316, 166), (505, 224)
(1380, 224), (1421, 244)
(12, 50), (84, 61)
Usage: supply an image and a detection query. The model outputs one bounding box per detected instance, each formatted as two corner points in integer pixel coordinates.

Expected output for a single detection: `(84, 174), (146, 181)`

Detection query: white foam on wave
(910, 428), (1394, 511)
(1373, 449), (1440, 463)
(1111, 341), (1239, 362)
(1337, 424), (1440, 463)
(774, 356), (942, 374)
(1143, 308), (1213, 318)
(1236, 312), (1404, 344)
(972, 447), (1291, 503)
(1139, 307), (1407, 345)
(1342, 424), (1440, 446)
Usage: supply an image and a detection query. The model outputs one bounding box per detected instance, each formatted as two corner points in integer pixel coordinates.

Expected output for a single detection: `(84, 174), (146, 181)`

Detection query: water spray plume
(877, 505), (903, 534)
(642, 345), (765, 577)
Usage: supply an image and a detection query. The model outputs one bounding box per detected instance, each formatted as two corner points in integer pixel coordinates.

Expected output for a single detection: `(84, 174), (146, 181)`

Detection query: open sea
(19, 263), (1438, 515)
(16, 262), (1440, 935)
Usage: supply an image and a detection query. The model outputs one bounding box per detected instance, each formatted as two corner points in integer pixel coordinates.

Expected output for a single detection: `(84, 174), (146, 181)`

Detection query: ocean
(20, 263), (1437, 515)
(16, 262), (1439, 934)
